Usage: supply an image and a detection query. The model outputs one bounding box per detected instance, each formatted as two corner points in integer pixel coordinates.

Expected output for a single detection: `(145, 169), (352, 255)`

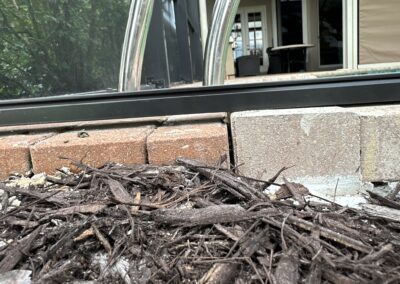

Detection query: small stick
(287, 215), (371, 253)
(387, 183), (400, 201)
(225, 220), (260, 258)
(333, 178), (339, 204)
(281, 213), (291, 251)
(268, 166), (294, 185)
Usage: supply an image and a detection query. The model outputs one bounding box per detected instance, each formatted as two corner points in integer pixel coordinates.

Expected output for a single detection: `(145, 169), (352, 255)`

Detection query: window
(276, 0), (303, 46)
(319, 0), (343, 66)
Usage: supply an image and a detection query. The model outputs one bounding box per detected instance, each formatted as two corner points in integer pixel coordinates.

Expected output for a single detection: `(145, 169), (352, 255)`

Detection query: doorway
(231, 6), (269, 73)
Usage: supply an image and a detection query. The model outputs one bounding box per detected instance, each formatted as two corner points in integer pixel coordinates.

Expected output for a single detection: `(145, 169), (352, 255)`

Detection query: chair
(235, 55), (260, 77)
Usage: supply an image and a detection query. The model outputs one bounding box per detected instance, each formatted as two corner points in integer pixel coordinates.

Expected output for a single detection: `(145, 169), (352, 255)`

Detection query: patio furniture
(235, 55), (260, 77)
(269, 44), (314, 73)
(267, 47), (283, 74)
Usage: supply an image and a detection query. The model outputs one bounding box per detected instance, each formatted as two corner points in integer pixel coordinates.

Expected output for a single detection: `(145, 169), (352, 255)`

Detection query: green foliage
(0, 0), (130, 99)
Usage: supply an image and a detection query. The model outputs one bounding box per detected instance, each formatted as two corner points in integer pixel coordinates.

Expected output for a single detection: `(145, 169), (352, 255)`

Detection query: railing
(1, 73), (400, 126)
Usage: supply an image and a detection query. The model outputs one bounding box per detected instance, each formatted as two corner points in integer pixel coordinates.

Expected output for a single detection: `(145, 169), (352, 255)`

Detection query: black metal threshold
(1, 73), (400, 127)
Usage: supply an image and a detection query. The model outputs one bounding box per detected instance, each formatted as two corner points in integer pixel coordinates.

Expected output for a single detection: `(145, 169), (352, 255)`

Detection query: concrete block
(147, 123), (229, 165)
(348, 105), (400, 182)
(0, 134), (52, 180)
(231, 107), (361, 196)
(31, 127), (154, 174)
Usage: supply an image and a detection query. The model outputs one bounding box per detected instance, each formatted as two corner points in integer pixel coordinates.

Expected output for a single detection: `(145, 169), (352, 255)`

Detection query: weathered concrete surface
(348, 105), (400, 182)
(231, 107), (361, 195)
(0, 134), (53, 179)
(147, 123), (229, 165)
(31, 127), (154, 174)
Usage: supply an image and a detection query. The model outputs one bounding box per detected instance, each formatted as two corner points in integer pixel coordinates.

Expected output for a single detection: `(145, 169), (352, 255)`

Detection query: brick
(231, 107), (361, 196)
(147, 123), (229, 165)
(348, 105), (400, 182)
(0, 134), (52, 180)
(31, 127), (154, 174)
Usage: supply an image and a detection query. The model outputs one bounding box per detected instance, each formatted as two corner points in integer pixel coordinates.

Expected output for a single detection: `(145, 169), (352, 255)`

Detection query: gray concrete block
(348, 105), (400, 182)
(231, 107), (361, 196)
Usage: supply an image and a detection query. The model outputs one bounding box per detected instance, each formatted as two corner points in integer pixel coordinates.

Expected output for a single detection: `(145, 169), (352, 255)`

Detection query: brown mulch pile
(0, 158), (400, 283)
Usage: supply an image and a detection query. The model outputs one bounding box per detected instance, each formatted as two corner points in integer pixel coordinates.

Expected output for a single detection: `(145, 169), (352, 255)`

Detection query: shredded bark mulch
(0, 158), (400, 283)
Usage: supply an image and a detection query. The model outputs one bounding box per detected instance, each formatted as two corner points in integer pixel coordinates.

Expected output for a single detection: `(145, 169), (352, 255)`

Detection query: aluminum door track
(1, 73), (400, 126)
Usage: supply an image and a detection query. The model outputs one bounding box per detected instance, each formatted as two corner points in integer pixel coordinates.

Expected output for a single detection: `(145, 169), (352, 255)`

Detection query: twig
(387, 183), (400, 201)
(92, 224), (113, 255)
(226, 220), (260, 258)
(333, 178), (339, 204)
(281, 213), (291, 251)
(0, 191), (62, 221)
(268, 166), (294, 185)
(287, 215), (371, 253)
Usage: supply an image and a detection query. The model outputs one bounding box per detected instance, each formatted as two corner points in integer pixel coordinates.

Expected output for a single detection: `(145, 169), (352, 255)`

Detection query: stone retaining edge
(1, 106), (399, 189)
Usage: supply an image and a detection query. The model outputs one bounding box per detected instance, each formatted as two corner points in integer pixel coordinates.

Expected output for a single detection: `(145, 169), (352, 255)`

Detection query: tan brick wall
(31, 127), (154, 174)
(0, 121), (229, 180)
(0, 134), (53, 179)
(1, 105), (400, 187)
(231, 107), (362, 196)
(147, 123), (230, 166)
(231, 107), (360, 180)
(348, 105), (400, 182)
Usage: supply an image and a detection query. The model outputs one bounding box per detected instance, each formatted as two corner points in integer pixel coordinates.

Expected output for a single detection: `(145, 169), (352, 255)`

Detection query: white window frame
(343, 0), (358, 69)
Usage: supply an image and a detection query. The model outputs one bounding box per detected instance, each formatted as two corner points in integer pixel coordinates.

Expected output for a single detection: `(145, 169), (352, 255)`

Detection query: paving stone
(348, 105), (400, 182)
(31, 127), (154, 174)
(147, 123), (229, 166)
(0, 134), (52, 180)
(231, 107), (361, 196)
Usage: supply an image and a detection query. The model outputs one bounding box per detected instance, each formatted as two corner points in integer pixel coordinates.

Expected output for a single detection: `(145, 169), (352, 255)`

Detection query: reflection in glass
(247, 12), (263, 64)
(277, 0), (303, 45)
(319, 0), (343, 66)
(0, 0), (130, 99)
(231, 14), (243, 60)
(162, 0), (179, 83)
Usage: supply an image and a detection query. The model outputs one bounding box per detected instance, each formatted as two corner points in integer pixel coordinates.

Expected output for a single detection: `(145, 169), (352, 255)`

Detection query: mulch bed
(0, 158), (399, 283)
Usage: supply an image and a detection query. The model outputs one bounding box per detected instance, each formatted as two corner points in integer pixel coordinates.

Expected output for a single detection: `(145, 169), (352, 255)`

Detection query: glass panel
(162, 0), (179, 83)
(277, 0), (303, 46)
(319, 0), (343, 66)
(231, 14), (243, 60)
(247, 12), (264, 63)
(0, 1), (130, 99)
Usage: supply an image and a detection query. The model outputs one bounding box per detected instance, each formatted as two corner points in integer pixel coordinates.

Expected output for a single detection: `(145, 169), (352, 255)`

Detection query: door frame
(237, 5), (269, 73)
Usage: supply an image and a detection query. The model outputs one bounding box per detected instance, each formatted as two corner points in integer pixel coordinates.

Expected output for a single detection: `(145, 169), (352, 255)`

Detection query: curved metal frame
(118, 0), (154, 92)
(203, 0), (241, 86)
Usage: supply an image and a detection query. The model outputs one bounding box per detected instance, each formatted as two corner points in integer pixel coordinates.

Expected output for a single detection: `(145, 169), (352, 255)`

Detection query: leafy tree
(0, 0), (130, 99)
